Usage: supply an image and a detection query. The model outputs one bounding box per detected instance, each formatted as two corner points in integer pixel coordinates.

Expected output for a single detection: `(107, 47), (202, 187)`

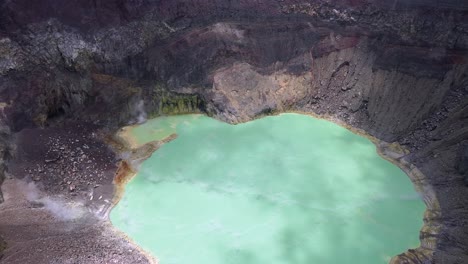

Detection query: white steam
(134, 99), (147, 124)
(19, 181), (85, 221)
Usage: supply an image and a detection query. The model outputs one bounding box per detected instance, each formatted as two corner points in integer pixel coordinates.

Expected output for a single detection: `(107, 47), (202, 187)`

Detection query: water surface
(111, 113), (425, 264)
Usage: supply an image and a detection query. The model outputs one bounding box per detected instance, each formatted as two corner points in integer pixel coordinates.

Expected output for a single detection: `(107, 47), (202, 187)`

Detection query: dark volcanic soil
(1, 122), (154, 263)
(9, 122), (117, 197)
(0, 177), (152, 264)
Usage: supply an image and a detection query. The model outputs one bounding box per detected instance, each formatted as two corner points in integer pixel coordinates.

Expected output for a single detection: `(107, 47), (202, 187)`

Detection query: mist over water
(111, 114), (425, 264)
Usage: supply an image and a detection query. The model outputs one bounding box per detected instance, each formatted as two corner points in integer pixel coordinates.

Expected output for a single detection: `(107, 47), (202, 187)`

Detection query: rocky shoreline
(115, 111), (442, 263)
(0, 121), (158, 263)
(0, 108), (465, 263)
(0, 115), (180, 263)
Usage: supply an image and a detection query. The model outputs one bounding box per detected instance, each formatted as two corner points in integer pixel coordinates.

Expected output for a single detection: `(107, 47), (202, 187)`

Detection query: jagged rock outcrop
(0, 0), (467, 263)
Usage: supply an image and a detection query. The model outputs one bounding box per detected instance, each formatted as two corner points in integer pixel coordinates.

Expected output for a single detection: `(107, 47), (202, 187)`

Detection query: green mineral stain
(111, 113), (425, 264)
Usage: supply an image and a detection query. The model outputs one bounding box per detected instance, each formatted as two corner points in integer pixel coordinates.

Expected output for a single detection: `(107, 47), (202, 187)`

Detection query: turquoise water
(111, 113), (425, 264)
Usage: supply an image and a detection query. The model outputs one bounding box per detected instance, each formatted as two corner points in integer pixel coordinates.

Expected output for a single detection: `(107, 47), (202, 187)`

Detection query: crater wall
(0, 1), (467, 263)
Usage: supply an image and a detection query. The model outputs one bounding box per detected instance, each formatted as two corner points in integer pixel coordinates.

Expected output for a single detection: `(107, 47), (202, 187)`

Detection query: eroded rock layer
(0, 0), (467, 263)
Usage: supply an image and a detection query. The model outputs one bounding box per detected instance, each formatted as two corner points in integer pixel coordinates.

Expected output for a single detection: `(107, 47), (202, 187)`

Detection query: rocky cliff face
(0, 0), (467, 263)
